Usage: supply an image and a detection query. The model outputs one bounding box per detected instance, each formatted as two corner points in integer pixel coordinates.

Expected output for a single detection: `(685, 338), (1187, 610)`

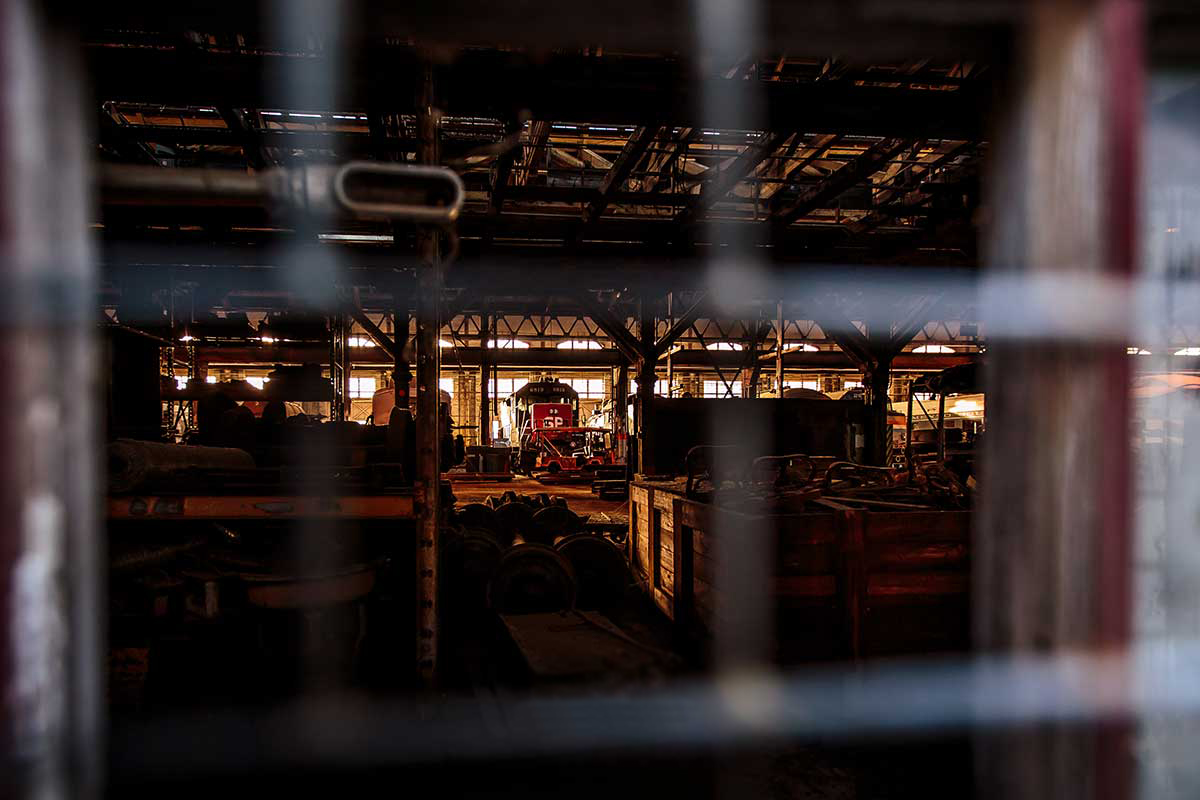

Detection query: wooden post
(839, 510), (866, 661)
(414, 61), (441, 683)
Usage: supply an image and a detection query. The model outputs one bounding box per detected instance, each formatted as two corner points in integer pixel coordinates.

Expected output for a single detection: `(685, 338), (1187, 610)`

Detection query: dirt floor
(447, 475), (629, 520)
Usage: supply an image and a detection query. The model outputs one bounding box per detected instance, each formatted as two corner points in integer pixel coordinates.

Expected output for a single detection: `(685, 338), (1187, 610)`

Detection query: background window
(491, 377), (528, 398)
(702, 380), (742, 398)
(562, 377), (606, 399)
(349, 376), (376, 398)
(630, 378), (663, 396)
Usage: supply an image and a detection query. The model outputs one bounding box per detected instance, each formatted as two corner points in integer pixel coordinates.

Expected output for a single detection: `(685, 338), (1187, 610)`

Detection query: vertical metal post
(0, 5), (101, 797)
(331, 313), (348, 421)
(491, 313), (499, 420)
(613, 362), (629, 467)
(743, 320), (760, 398)
(665, 292), (674, 396)
(906, 387), (916, 480)
(775, 301), (784, 397)
(637, 298), (656, 475)
(937, 390), (946, 462)
(479, 311), (490, 445)
(392, 283), (411, 405)
(414, 61), (441, 683)
(865, 357), (892, 466)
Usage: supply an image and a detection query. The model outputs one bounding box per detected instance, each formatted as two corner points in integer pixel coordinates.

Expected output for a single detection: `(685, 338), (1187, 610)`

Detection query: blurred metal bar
(104, 640), (1200, 780)
(977, 1), (1142, 798)
(0, 3), (101, 798)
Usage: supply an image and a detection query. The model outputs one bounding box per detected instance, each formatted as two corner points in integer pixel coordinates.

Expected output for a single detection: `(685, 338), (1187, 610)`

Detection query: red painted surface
(531, 402), (574, 429)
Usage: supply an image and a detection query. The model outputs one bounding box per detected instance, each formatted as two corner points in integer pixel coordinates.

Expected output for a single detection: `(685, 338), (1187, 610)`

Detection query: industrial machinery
(501, 377), (581, 450)
(517, 426), (621, 479)
(904, 363), (983, 485)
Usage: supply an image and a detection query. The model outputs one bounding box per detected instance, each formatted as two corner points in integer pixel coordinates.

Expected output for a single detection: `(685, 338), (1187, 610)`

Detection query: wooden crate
(629, 479), (971, 663)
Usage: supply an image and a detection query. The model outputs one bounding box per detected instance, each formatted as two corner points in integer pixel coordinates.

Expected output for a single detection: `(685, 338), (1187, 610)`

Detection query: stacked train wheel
(442, 493), (630, 618)
(489, 537), (577, 613)
(553, 533), (629, 610)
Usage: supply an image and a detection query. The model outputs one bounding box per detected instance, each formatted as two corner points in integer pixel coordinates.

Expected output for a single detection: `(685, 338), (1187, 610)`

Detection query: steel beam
(585, 125), (657, 224)
(771, 138), (916, 229)
(86, 45), (991, 140)
(571, 291), (642, 364)
(346, 304), (398, 361)
(677, 130), (790, 223)
(652, 291), (709, 359)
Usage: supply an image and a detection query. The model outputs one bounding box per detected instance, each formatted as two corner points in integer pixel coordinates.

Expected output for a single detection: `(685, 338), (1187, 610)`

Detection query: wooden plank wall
(629, 484), (682, 619)
(628, 483), (971, 662)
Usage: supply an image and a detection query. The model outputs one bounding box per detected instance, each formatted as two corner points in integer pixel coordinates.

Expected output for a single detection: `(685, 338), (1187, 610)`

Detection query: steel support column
(330, 312), (349, 421)
(478, 311), (490, 445)
(613, 361), (629, 467)
(414, 63), (441, 683)
(392, 291), (411, 404)
(637, 299), (657, 475)
(864, 357), (893, 465)
(665, 292), (674, 396)
(775, 301), (785, 397)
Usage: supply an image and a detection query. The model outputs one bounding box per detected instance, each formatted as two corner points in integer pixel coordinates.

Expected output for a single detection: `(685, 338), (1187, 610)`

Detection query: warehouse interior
(8, 1), (1200, 798)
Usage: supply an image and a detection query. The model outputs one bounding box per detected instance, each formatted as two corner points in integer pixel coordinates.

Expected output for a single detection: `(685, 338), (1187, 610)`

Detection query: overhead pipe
(100, 161), (464, 225)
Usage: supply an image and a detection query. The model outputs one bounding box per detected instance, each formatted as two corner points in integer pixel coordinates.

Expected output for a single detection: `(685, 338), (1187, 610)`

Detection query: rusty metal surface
(107, 494), (416, 520)
(244, 567), (377, 610)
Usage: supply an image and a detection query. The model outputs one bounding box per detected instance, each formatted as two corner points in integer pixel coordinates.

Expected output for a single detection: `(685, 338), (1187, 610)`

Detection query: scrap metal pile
(107, 406), (425, 495)
(682, 446), (973, 514)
